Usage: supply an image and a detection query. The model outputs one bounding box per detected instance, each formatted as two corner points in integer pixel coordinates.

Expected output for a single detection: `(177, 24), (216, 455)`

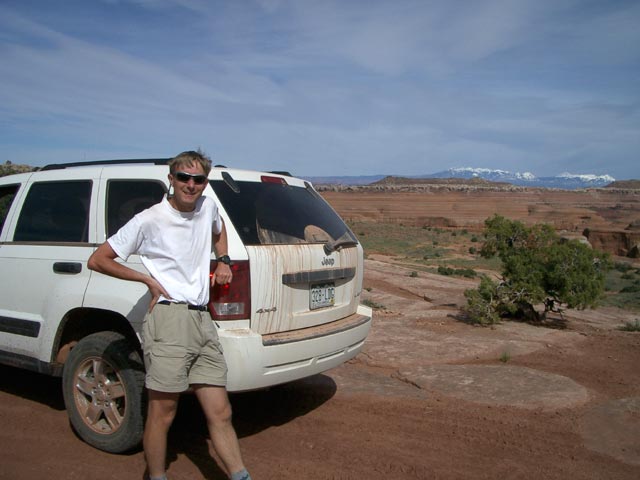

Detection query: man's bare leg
(194, 385), (247, 477)
(144, 390), (180, 479)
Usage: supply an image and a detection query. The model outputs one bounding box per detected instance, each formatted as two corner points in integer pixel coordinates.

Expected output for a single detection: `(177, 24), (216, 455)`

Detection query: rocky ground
(0, 186), (639, 479)
(1, 255), (639, 479)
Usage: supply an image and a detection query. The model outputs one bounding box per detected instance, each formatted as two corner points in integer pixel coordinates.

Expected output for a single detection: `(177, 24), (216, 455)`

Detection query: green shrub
(464, 276), (504, 325)
(620, 285), (640, 293)
(438, 266), (454, 276)
(619, 319), (640, 332)
(465, 215), (610, 325)
(362, 299), (385, 310)
(438, 265), (477, 278)
(460, 268), (477, 278)
(614, 262), (633, 273)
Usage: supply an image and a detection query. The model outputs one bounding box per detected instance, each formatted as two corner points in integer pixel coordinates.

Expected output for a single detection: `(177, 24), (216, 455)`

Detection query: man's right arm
(88, 242), (170, 311)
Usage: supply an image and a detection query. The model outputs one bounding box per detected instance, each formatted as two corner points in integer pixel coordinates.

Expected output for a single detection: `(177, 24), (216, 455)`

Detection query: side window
(107, 180), (166, 236)
(0, 184), (20, 233)
(14, 181), (91, 242)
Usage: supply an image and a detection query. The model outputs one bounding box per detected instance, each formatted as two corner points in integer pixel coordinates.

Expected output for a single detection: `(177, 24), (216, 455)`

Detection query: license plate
(310, 282), (335, 310)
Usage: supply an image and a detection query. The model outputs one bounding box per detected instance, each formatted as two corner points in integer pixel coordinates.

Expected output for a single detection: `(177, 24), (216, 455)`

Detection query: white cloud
(0, 1), (638, 179)
(101, 0), (210, 13)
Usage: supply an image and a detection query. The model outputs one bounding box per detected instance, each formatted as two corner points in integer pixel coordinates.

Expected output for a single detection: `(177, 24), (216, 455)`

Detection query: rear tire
(62, 331), (145, 453)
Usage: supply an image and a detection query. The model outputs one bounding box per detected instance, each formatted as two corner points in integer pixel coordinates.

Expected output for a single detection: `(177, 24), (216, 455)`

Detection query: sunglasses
(174, 171), (208, 185)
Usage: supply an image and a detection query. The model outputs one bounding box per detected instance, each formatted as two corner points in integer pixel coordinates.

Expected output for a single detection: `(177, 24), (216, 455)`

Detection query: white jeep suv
(0, 159), (372, 453)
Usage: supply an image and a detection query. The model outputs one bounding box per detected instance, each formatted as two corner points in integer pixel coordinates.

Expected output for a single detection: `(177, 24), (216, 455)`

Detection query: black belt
(158, 300), (208, 312)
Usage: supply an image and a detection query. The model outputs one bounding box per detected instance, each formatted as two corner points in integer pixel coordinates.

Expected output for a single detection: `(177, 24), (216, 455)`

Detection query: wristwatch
(217, 254), (231, 265)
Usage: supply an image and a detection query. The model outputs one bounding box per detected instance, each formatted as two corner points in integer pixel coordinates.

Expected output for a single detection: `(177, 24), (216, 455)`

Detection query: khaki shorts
(142, 303), (227, 392)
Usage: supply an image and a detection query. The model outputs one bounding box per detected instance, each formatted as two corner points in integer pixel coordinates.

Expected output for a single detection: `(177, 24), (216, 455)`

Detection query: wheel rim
(72, 356), (127, 434)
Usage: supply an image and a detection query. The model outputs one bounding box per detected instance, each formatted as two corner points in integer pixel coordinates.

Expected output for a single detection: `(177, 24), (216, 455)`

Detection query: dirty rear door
(210, 172), (364, 335)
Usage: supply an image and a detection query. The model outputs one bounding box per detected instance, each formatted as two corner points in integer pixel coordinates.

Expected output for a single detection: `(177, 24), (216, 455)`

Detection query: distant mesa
(306, 167), (634, 190)
(370, 175), (512, 188)
(605, 179), (640, 190)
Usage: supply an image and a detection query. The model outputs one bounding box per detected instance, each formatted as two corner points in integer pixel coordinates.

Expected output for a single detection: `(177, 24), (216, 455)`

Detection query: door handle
(53, 262), (82, 274)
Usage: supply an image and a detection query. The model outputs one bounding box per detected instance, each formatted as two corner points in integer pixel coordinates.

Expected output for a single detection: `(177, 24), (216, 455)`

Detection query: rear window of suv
(106, 180), (166, 236)
(211, 179), (357, 247)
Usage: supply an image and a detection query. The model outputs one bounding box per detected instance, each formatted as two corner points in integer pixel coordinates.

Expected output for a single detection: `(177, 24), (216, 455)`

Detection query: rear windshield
(211, 179), (357, 247)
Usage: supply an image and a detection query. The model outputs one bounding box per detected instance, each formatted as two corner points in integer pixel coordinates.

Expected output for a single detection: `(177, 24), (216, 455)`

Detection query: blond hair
(168, 149), (212, 176)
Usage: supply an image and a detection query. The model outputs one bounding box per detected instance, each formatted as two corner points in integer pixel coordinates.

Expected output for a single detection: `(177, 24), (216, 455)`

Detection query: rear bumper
(219, 304), (373, 392)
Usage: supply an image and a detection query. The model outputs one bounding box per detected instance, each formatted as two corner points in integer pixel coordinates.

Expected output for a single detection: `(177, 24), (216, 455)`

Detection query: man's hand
(212, 220), (232, 286)
(211, 262), (233, 285)
(146, 277), (171, 312)
(88, 242), (171, 313)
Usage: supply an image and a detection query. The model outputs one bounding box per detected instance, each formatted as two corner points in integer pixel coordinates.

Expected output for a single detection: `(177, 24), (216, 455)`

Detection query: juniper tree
(464, 215), (610, 325)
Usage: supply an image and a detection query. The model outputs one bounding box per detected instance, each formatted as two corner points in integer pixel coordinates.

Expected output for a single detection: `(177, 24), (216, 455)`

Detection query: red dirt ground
(1, 188), (639, 479)
(1, 257), (638, 479)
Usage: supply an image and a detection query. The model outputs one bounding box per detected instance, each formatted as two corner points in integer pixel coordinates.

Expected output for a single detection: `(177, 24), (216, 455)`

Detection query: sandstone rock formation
(320, 183), (640, 258)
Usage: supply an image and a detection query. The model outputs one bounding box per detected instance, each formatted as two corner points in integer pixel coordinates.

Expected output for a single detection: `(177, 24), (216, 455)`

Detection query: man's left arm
(212, 218), (233, 285)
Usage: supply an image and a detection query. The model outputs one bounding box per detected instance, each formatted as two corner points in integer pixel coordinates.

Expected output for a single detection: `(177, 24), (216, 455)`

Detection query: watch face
(219, 255), (231, 265)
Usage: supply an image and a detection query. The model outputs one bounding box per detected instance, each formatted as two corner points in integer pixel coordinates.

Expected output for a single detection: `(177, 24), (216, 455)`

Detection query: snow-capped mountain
(425, 167), (537, 182)
(421, 168), (615, 189)
(304, 168), (616, 189)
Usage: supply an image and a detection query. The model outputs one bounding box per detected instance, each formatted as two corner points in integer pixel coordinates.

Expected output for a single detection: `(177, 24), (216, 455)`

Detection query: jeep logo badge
(321, 257), (335, 266)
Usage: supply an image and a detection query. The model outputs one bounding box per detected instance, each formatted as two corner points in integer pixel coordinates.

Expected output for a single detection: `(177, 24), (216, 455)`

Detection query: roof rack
(40, 158), (171, 171)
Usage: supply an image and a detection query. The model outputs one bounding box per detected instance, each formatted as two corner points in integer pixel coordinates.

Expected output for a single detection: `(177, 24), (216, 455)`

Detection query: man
(88, 151), (251, 480)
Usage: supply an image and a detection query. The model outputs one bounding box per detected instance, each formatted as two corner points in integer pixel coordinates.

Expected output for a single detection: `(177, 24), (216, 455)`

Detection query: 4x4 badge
(256, 307), (277, 313)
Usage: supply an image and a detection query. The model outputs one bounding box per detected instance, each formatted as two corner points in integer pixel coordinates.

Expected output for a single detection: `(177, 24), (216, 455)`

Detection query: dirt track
(1, 255), (639, 480)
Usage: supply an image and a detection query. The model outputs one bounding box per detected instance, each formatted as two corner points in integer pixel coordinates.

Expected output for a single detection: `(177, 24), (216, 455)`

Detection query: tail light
(208, 260), (251, 320)
(260, 175), (288, 185)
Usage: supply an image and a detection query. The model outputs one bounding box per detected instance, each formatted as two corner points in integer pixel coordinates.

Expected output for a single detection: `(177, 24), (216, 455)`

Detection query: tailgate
(247, 243), (364, 335)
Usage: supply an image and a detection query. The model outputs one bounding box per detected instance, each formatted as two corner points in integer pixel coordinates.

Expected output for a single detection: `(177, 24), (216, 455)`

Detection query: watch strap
(217, 254), (231, 265)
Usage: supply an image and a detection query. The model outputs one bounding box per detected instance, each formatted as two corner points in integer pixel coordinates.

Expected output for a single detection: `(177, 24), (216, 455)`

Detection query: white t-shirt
(108, 195), (223, 306)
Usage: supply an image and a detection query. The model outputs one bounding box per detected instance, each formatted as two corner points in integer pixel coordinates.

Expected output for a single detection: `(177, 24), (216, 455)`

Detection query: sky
(0, 0), (639, 179)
